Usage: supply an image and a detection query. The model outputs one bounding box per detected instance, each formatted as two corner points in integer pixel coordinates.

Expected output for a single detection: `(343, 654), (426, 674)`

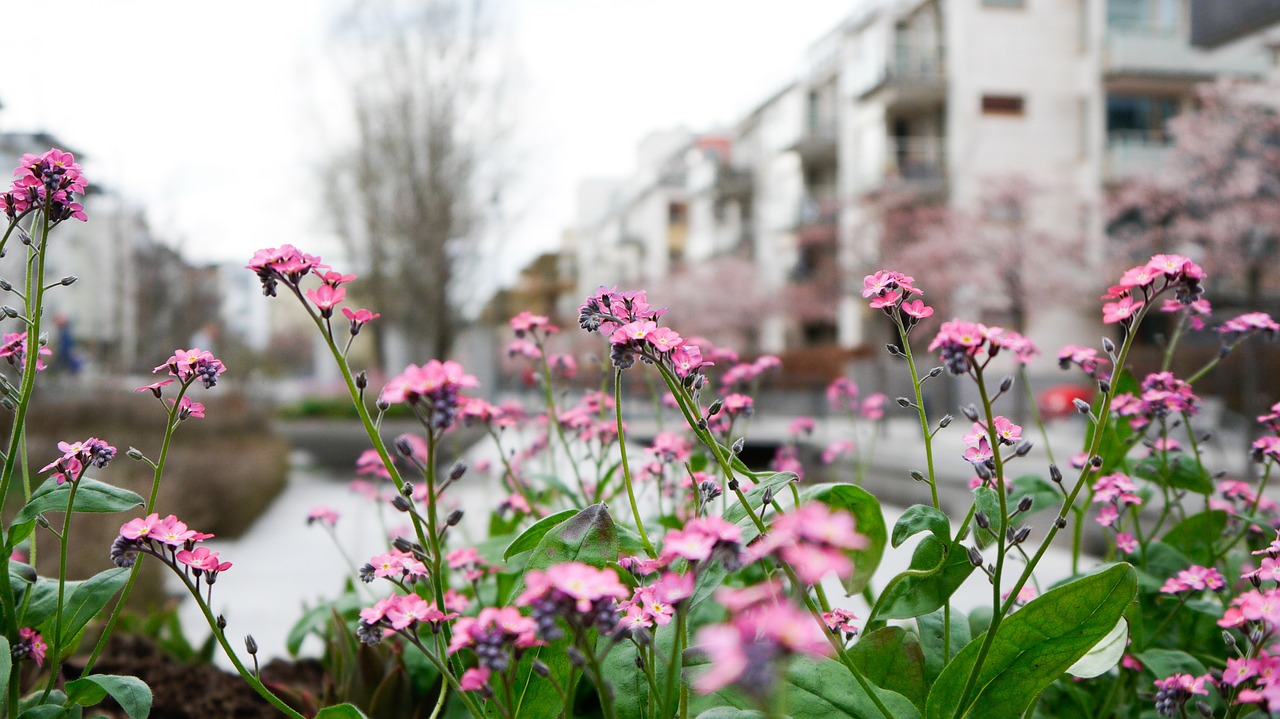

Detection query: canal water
(175, 448), (1083, 668)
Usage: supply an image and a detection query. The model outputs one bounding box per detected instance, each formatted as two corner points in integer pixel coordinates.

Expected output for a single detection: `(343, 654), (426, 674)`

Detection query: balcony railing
(891, 136), (946, 185)
(1105, 130), (1171, 179)
(888, 42), (945, 80)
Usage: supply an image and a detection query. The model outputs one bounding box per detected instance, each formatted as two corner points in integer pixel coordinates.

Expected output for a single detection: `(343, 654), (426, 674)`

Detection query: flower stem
(614, 369), (656, 557)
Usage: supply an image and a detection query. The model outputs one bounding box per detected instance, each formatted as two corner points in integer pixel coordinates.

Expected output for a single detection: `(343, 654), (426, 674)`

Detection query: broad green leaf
(1160, 510), (1227, 566)
(1008, 475), (1062, 516)
(603, 626), (673, 719)
(507, 504), (619, 719)
(60, 569), (129, 648)
(847, 626), (928, 713)
(9, 519), (37, 546)
(503, 509), (578, 561)
(1131, 453), (1213, 495)
(1066, 619), (1128, 678)
(917, 608), (971, 685)
(286, 593), (365, 656)
(315, 707), (370, 719)
(687, 654), (921, 719)
(925, 563), (1137, 719)
(15, 478), (144, 524)
(22, 577), (84, 630)
(19, 708), (76, 719)
(1134, 648), (1207, 678)
(972, 487), (1000, 549)
(892, 505), (950, 548)
(8, 561), (36, 584)
(1135, 541), (1193, 593)
(0, 637), (9, 703)
(693, 710), (764, 719)
(804, 483), (887, 595)
(66, 674), (152, 718)
(872, 535), (975, 621)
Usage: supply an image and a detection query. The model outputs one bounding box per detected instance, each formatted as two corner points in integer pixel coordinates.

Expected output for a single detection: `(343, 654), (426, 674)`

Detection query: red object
(1039, 385), (1094, 419)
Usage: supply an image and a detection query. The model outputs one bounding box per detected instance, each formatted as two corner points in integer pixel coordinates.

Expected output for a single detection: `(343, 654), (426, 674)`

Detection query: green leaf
(847, 626), (928, 713)
(314, 701), (371, 711)
(972, 487), (1000, 549)
(503, 509), (578, 561)
(687, 654), (921, 719)
(603, 626), (673, 719)
(22, 577), (80, 630)
(1131, 454), (1213, 495)
(1135, 541), (1193, 593)
(892, 505), (950, 548)
(924, 563), (1138, 719)
(1134, 648), (1207, 678)
(507, 504), (620, 719)
(66, 674), (152, 718)
(872, 535), (975, 621)
(15, 478), (144, 524)
(1065, 618), (1128, 678)
(286, 593), (365, 656)
(1160, 510), (1227, 566)
(917, 608), (971, 686)
(1008, 475), (1062, 516)
(693, 710), (765, 719)
(60, 569), (130, 648)
(804, 483), (887, 595)
(0, 636), (10, 703)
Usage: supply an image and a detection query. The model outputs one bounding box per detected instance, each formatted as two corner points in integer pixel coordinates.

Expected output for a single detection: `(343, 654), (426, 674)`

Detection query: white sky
(0, 0), (853, 289)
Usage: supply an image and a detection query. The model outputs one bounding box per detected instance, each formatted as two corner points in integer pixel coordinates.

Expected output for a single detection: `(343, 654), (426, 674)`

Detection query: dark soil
(67, 634), (328, 719)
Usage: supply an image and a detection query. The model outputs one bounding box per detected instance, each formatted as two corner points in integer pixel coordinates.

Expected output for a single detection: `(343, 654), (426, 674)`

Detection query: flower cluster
(2, 149), (88, 223)
(618, 571), (693, 630)
(692, 583), (832, 695)
(1057, 344), (1109, 380)
(357, 593), (456, 644)
(1218, 311), (1280, 347)
(578, 287), (708, 377)
(1111, 371), (1199, 431)
(12, 627), (46, 667)
(720, 355), (781, 389)
(360, 549), (428, 583)
(1159, 565), (1224, 594)
(750, 502), (868, 584)
(1102, 254), (1204, 326)
(246, 244), (324, 297)
(154, 348), (226, 389)
(39, 437), (116, 484)
(380, 360), (479, 431)
(861, 271), (929, 318)
(0, 332), (50, 373)
(517, 562), (630, 641)
(1152, 673), (1211, 717)
(111, 514), (226, 585)
(448, 607), (541, 692)
(1092, 472), (1143, 528)
(659, 516), (745, 567)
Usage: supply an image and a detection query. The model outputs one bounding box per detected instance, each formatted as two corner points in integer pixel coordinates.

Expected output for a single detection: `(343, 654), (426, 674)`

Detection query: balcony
(1104, 26), (1270, 79)
(1104, 130), (1170, 180)
(856, 42), (946, 109)
(889, 136), (946, 191)
(790, 120), (838, 168)
(794, 196), (840, 247)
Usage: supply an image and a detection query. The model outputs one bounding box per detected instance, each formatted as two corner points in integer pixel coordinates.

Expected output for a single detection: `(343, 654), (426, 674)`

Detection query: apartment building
(568, 0), (1275, 367)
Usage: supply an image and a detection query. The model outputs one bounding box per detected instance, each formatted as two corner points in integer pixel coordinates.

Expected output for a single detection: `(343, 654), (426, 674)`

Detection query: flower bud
(1017, 496), (1033, 513)
(885, 343), (904, 357)
(961, 404), (979, 422)
(1013, 526), (1031, 544)
(999, 375), (1014, 393)
(896, 397), (911, 408)
(1, 306), (17, 318)
(1101, 337), (1115, 354)
(967, 545), (984, 567)
(1073, 398), (1091, 414)
(127, 447), (146, 461)
(1049, 464), (1062, 484)
(1090, 455), (1103, 468)
(727, 478), (739, 492)
(59, 276), (78, 287)
(926, 366), (944, 379)
(450, 461), (468, 480)
(533, 660), (551, 677)
(761, 488), (774, 506)
(244, 635), (258, 655)
(909, 470), (926, 482)
(1098, 379), (1110, 394)
(567, 647), (586, 668)
(394, 437), (414, 457)
(217, 615), (227, 630)
(356, 371), (368, 390)
(975, 511), (989, 529)
(402, 482), (415, 497)
(938, 414), (953, 429)
(708, 399), (723, 417)
(0, 279), (10, 292)
(447, 509), (464, 526)
(391, 496), (412, 512)
(731, 438), (745, 455)
(376, 399), (390, 412)
(632, 627), (652, 647)
(1054, 516), (1067, 528)
(1014, 441), (1033, 457)
(1223, 630), (1236, 647)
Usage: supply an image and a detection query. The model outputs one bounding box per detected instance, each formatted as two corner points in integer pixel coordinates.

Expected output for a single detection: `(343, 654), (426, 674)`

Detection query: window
(1107, 0), (1179, 36)
(981, 94), (1025, 116)
(1106, 94), (1179, 144)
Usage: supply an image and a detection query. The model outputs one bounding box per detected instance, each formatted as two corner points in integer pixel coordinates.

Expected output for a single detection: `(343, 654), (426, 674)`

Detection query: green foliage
(503, 509), (578, 560)
(892, 505), (950, 548)
(872, 534), (975, 621)
(925, 563), (1138, 719)
(65, 674), (152, 718)
(847, 626), (928, 713)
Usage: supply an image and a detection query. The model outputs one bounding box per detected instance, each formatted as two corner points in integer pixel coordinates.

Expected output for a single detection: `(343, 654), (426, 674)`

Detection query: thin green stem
(614, 370), (656, 557)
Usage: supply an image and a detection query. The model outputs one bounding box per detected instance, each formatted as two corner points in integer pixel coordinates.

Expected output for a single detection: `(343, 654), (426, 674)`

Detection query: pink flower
(509, 311), (555, 336)
(670, 343), (707, 378)
(154, 348), (226, 388)
(17, 628), (46, 667)
(0, 332), (51, 372)
(247, 245), (325, 296)
(459, 667), (491, 692)
(134, 379), (175, 398)
(826, 377), (859, 411)
(306, 507), (339, 527)
(1159, 565), (1225, 594)
(169, 396), (205, 420)
(788, 417), (815, 435)
(305, 284), (346, 317)
(1115, 533), (1138, 554)
(822, 607), (859, 636)
(1102, 296), (1144, 325)
(721, 393), (753, 417)
(448, 606), (539, 655)
(176, 546), (232, 574)
(341, 307), (381, 334)
(900, 299), (934, 319)
(822, 439), (854, 465)
(646, 326), (683, 353)
(517, 562), (629, 614)
(120, 513), (164, 540)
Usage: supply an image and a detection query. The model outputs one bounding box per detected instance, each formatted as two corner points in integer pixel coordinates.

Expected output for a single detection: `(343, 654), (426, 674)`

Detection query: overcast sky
(0, 1), (852, 288)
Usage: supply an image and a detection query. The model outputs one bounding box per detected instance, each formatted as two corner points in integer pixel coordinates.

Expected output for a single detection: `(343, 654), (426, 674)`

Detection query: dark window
(981, 94), (1025, 115)
(1106, 94), (1179, 143)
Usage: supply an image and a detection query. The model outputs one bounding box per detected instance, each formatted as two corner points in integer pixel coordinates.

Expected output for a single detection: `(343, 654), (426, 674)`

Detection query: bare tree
(323, 0), (512, 370)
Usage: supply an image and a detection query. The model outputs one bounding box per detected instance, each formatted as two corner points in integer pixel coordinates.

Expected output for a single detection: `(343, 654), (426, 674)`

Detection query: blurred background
(1, 0), (1278, 659)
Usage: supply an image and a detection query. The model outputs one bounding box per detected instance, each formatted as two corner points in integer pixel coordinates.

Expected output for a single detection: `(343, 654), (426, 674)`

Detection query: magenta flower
(134, 379), (175, 398)
(900, 299), (934, 319)
(8, 149), (88, 223)
(447, 606), (539, 655)
(306, 507), (339, 527)
(16, 628), (46, 667)
(176, 546), (232, 575)
(154, 348), (226, 389)
(788, 417), (816, 435)
(822, 439), (855, 465)
(246, 245), (325, 297)
(0, 332), (51, 372)
(670, 343), (708, 378)
(459, 667), (491, 692)
(822, 607), (860, 637)
(826, 377), (859, 410)
(168, 396), (205, 420)
(1159, 565), (1225, 594)
(305, 284), (346, 318)
(380, 360), (479, 430)
(751, 502), (868, 584)
(1102, 296), (1144, 325)
(510, 310), (556, 336)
